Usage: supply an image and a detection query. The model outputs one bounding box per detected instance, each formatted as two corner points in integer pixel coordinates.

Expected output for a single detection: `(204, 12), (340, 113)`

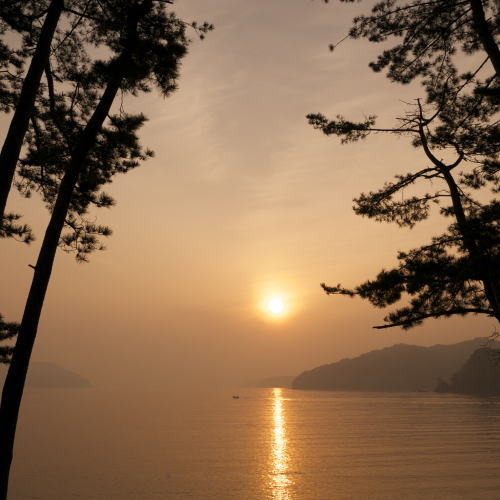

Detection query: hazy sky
(0, 0), (495, 387)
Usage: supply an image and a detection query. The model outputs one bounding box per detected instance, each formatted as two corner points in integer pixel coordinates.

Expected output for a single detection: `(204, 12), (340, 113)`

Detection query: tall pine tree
(0, 1), (65, 234)
(0, 1), (211, 496)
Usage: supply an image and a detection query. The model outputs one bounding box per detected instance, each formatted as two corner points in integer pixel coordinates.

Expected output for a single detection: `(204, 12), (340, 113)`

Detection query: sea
(9, 387), (500, 499)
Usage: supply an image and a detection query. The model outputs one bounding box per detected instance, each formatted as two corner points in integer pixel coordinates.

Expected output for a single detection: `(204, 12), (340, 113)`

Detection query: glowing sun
(256, 281), (295, 322)
(267, 297), (285, 316)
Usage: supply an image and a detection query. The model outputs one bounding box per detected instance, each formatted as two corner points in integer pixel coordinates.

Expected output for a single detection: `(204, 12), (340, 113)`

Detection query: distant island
(0, 362), (91, 388)
(292, 338), (499, 393)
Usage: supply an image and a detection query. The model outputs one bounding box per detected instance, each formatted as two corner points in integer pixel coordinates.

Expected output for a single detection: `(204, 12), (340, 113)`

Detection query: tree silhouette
(0, 0), (102, 375)
(325, 0), (499, 91)
(0, 1), (65, 239)
(312, 0), (499, 328)
(0, 1), (211, 497)
(310, 101), (498, 328)
(0, 1), (131, 240)
(0, 317), (16, 365)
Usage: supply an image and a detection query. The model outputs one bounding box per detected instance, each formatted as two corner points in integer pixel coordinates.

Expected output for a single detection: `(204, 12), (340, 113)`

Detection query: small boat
(232, 395), (240, 399)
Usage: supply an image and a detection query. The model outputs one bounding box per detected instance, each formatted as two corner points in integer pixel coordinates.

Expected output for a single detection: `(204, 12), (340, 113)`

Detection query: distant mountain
(0, 362), (91, 388)
(436, 348), (500, 396)
(293, 338), (498, 392)
(256, 375), (294, 388)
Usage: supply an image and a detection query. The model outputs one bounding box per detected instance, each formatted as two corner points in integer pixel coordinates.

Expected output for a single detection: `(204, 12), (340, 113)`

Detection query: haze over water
(10, 387), (500, 499)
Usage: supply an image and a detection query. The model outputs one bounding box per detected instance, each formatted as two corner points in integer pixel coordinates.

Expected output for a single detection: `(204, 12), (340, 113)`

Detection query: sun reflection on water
(271, 387), (292, 499)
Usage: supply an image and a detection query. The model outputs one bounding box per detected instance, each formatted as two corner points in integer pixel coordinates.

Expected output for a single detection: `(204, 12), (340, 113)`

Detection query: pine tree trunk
(0, 78), (120, 500)
(417, 113), (500, 322)
(469, 0), (500, 78)
(0, 0), (64, 226)
(0, 2), (151, 495)
(442, 168), (500, 322)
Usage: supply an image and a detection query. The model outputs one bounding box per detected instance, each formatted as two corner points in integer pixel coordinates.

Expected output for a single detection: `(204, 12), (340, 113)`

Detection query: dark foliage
(0, 317), (17, 364)
(312, 0), (499, 328)
(324, 0), (500, 96)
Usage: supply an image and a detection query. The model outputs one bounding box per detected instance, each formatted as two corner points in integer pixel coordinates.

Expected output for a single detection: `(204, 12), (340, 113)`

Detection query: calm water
(9, 387), (500, 499)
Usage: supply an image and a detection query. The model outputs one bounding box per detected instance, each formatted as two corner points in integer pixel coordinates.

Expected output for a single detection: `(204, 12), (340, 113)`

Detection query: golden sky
(0, 0), (495, 387)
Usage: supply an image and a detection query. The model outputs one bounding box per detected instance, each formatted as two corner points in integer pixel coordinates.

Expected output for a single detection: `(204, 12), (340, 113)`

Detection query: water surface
(10, 387), (500, 499)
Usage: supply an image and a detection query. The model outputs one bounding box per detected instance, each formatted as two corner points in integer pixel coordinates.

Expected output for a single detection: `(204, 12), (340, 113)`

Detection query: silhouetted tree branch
(309, 11), (499, 327)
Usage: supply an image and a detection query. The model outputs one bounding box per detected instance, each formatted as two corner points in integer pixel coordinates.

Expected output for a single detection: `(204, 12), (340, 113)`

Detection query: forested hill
(437, 348), (500, 396)
(292, 338), (498, 392)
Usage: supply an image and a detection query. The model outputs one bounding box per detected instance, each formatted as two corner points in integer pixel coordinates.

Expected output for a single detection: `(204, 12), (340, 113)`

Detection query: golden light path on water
(271, 388), (292, 499)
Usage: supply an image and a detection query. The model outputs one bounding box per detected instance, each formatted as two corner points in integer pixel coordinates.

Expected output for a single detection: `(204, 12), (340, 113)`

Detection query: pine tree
(311, 0), (499, 328)
(0, 0), (100, 368)
(0, 1), (123, 240)
(0, 2), (211, 496)
(0, 318), (16, 365)
(325, 0), (499, 91)
(0, 1), (65, 237)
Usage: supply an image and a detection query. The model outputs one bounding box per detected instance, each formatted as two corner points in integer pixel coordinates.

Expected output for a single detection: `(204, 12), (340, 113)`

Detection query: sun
(255, 280), (295, 322)
(266, 297), (286, 316)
